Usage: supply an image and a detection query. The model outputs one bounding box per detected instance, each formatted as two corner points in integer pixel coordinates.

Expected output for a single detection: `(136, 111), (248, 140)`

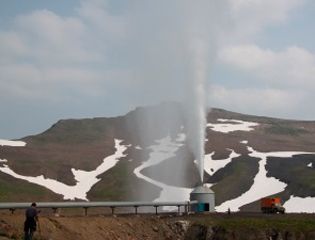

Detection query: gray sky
(0, 0), (315, 139)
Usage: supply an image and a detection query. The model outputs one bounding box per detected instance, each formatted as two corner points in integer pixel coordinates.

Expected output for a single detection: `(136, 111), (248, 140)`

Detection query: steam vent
(190, 186), (215, 212)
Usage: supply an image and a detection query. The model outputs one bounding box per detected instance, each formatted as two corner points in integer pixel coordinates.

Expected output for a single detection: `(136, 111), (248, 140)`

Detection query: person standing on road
(24, 202), (39, 240)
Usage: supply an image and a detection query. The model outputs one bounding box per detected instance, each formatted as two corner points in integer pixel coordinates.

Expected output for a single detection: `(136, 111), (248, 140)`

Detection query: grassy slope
(266, 155), (315, 197)
(209, 156), (259, 205)
(0, 173), (62, 202)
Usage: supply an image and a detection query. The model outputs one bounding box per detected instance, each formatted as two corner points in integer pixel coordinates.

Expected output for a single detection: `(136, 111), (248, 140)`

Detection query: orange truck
(260, 197), (285, 214)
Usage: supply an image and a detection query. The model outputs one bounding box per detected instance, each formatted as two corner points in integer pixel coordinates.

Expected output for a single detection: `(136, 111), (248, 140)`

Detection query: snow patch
(204, 183), (213, 189)
(307, 162), (313, 168)
(284, 196), (315, 213)
(216, 146), (315, 212)
(240, 140), (248, 145)
(207, 119), (259, 133)
(204, 150), (240, 176)
(0, 139), (127, 201)
(134, 134), (192, 210)
(135, 146), (142, 150)
(0, 159), (8, 162)
(0, 139), (26, 147)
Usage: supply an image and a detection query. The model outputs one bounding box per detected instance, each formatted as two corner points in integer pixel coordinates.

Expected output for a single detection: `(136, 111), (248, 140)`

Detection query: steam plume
(185, 38), (207, 182)
(125, 0), (227, 193)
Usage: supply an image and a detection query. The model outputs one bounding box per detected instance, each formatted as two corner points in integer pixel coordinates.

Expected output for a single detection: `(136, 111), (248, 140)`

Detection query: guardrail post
(154, 205), (158, 215)
(9, 208), (15, 214)
(110, 206), (115, 215)
(134, 206), (138, 215)
(177, 205), (180, 214)
(52, 207), (59, 216)
(84, 207), (88, 216)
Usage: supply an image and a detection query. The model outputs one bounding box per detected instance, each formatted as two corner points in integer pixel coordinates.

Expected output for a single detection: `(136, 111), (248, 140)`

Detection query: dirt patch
(0, 212), (315, 240)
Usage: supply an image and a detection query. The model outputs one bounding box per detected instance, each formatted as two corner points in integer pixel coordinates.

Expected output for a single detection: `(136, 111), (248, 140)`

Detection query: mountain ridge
(1, 103), (315, 212)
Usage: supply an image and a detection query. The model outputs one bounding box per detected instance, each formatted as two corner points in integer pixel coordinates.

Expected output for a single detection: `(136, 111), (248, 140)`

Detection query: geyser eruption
(124, 0), (227, 199)
(185, 38), (207, 183)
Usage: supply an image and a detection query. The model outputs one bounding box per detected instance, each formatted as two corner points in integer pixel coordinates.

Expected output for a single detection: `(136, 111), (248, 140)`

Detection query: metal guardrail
(0, 201), (198, 215)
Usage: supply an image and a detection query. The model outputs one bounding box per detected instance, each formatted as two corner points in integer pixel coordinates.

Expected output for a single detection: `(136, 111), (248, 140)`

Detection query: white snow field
(0, 139), (26, 147)
(134, 134), (193, 209)
(207, 119), (259, 133)
(216, 144), (315, 212)
(204, 150), (240, 176)
(283, 196), (315, 213)
(0, 139), (127, 200)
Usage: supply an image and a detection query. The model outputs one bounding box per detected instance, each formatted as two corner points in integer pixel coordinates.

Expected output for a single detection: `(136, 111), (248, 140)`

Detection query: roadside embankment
(0, 212), (315, 240)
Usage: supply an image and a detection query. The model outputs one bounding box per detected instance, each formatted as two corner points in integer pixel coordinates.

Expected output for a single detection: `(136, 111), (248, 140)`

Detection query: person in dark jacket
(24, 202), (38, 240)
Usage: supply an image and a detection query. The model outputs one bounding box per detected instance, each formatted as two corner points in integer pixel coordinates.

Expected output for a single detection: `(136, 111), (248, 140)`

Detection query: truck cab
(261, 197), (285, 214)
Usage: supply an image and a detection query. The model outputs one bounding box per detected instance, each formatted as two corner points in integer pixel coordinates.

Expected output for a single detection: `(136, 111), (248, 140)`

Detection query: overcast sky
(0, 0), (314, 139)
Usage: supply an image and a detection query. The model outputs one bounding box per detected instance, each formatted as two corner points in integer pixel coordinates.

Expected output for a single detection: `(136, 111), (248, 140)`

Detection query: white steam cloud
(185, 38), (207, 182)
(123, 0), (228, 183)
